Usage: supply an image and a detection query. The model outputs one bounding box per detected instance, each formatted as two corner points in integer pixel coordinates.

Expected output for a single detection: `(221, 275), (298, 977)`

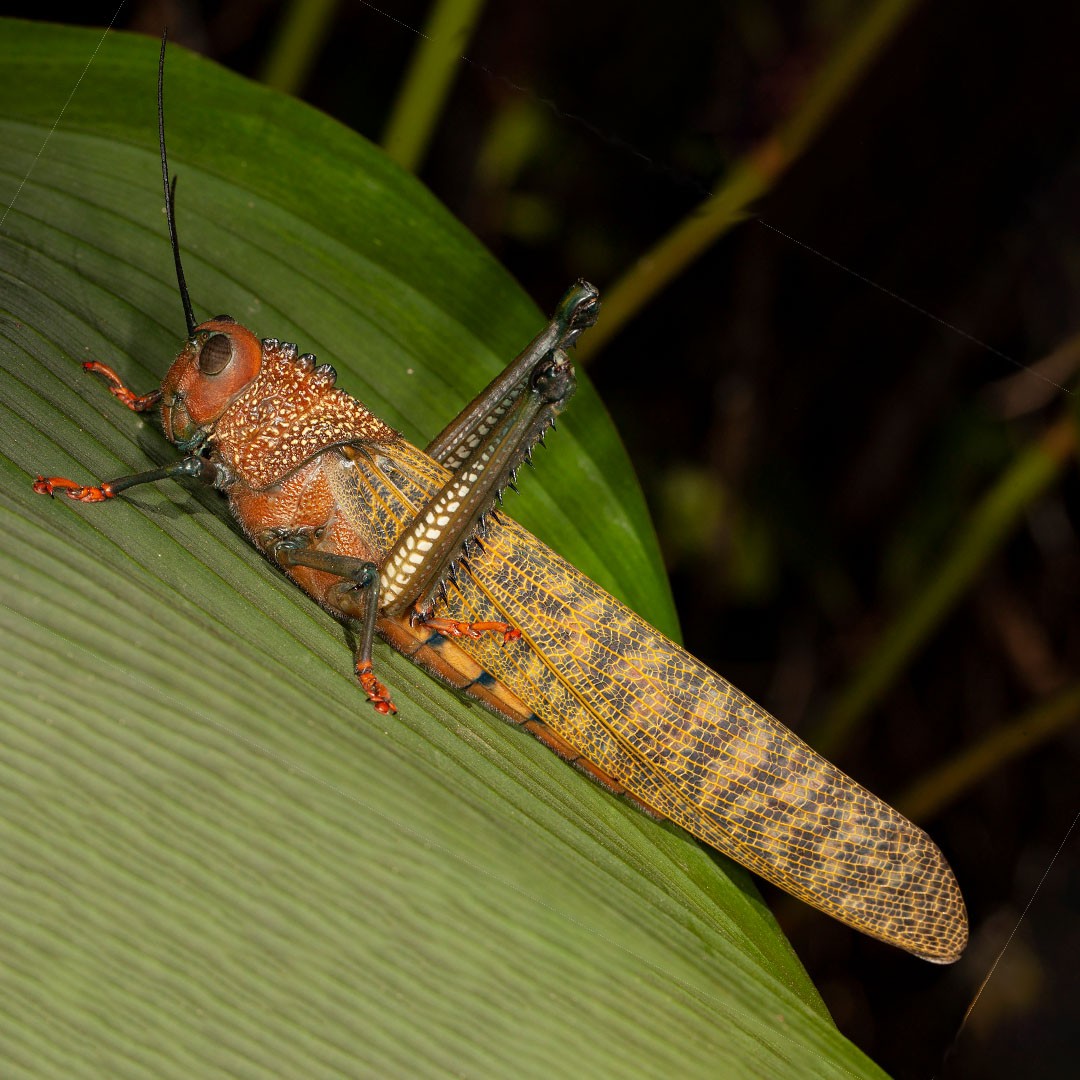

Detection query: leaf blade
(0, 21), (885, 1079)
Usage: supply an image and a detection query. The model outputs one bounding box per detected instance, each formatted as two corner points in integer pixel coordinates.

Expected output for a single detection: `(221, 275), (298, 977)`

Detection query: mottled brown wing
(329, 440), (968, 962)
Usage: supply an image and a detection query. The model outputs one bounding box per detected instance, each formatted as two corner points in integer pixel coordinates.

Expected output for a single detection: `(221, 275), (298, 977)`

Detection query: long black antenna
(158, 30), (196, 336)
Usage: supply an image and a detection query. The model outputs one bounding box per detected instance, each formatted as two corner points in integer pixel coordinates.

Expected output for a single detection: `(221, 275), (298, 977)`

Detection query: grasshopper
(34, 36), (966, 963)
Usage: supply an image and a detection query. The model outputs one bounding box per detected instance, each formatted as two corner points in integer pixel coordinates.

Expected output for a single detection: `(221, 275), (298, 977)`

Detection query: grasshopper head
(161, 317), (262, 445)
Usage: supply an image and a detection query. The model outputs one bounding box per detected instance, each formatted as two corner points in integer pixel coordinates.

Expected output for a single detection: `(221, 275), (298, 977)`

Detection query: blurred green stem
(812, 412), (1078, 755)
(578, 0), (923, 361)
(261, 0), (341, 95)
(896, 682), (1080, 821)
(383, 0), (488, 172)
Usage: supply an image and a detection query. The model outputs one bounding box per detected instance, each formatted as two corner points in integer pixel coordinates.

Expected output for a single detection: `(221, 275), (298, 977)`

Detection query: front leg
(82, 361), (163, 413)
(35, 456), (222, 501)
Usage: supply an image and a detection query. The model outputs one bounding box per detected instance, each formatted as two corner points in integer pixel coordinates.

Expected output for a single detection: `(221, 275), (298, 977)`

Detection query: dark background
(10, 2), (1080, 1077)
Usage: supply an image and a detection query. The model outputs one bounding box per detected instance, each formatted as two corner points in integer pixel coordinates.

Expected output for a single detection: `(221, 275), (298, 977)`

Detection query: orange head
(160, 317), (263, 446)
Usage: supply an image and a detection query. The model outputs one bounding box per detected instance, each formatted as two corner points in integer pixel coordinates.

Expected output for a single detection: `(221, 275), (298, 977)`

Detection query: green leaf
(0, 21), (886, 1078)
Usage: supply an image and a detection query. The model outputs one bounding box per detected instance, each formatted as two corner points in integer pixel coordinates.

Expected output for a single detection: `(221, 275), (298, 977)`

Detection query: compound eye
(198, 332), (233, 375)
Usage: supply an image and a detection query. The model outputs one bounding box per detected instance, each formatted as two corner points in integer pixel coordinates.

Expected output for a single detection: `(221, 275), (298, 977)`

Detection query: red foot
(84, 361), (162, 413)
(356, 661), (397, 715)
(421, 617), (521, 645)
(33, 476), (116, 502)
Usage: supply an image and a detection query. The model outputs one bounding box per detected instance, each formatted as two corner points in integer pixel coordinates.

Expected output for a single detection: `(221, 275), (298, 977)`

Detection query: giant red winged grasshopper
(34, 38), (967, 963)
